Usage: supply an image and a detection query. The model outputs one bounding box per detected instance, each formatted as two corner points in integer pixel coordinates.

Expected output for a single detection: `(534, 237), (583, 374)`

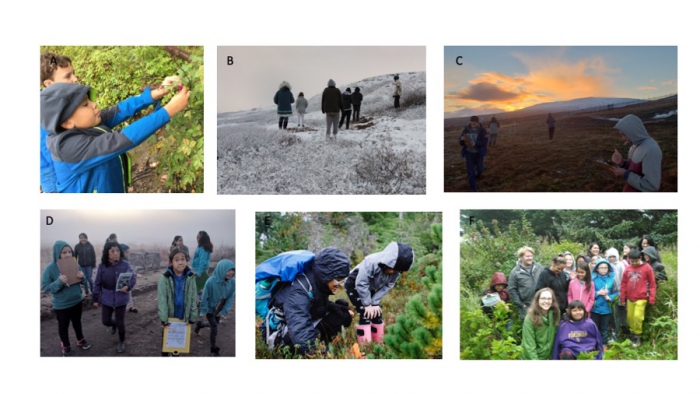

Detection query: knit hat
(40, 83), (91, 133)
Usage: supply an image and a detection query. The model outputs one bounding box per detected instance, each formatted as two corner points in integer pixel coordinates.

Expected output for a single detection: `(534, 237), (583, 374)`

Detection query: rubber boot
(356, 324), (371, 344)
(371, 323), (385, 343)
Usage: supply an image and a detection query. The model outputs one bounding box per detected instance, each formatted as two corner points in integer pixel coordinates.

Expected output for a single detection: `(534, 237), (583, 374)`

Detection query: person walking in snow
(351, 87), (363, 121)
(393, 75), (402, 109)
(274, 81), (294, 130)
(322, 79), (343, 139)
(295, 92), (308, 127)
(340, 88), (353, 130)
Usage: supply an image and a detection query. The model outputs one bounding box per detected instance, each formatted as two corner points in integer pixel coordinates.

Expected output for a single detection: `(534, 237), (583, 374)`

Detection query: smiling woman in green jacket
(521, 288), (560, 360)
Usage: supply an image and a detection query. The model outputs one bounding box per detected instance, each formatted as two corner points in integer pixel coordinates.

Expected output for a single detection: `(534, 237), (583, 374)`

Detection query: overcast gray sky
(41, 210), (235, 248)
(217, 46), (426, 113)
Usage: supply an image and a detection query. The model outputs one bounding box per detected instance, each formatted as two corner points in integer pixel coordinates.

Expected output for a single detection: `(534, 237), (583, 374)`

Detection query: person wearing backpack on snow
(263, 247), (351, 356)
(345, 242), (413, 344)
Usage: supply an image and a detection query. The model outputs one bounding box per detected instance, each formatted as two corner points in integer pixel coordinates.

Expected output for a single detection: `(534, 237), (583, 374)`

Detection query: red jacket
(620, 263), (656, 304)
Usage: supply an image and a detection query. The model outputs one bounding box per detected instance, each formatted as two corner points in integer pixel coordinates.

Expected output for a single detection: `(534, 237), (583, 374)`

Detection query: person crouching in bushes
(553, 300), (603, 360)
(195, 259), (235, 356)
(345, 242), (414, 344)
(480, 271), (510, 315)
(158, 247), (198, 356)
(521, 288), (560, 360)
(93, 241), (136, 353)
(41, 241), (90, 356)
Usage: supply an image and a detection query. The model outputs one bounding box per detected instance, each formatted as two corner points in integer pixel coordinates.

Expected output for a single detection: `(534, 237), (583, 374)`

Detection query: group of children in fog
(41, 230), (235, 357)
(481, 235), (667, 360)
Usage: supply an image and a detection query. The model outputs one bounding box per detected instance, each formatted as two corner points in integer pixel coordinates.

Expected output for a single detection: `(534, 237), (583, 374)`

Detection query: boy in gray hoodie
(610, 114), (662, 192)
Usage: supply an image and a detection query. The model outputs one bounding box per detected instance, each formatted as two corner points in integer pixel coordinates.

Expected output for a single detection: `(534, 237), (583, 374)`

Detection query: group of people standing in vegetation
(257, 242), (413, 356)
(42, 230), (235, 357)
(274, 74), (403, 140)
(481, 235), (667, 360)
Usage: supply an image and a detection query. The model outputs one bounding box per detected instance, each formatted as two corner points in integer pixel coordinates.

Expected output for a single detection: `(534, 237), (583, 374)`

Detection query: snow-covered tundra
(218, 72), (426, 194)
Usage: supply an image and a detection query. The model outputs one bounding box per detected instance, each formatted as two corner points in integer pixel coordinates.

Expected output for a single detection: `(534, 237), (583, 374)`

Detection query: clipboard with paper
(162, 318), (191, 354)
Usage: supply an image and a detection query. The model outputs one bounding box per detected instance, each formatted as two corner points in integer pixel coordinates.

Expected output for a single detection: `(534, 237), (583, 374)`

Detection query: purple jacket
(552, 317), (603, 360)
(93, 259), (136, 307)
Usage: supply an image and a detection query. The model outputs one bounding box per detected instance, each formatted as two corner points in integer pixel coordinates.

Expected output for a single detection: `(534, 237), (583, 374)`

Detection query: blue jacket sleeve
(284, 286), (316, 354)
(220, 280), (236, 316)
(51, 108), (170, 177)
(40, 127), (57, 192)
(41, 264), (65, 294)
(199, 280), (212, 316)
(101, 87), (162, 129)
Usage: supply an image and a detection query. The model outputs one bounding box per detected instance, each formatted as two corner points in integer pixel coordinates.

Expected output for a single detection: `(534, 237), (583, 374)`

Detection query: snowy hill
(218, 72), (426, 194)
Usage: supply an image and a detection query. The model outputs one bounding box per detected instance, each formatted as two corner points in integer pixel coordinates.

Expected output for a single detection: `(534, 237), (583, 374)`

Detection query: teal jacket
(41, 241), (84, 310)
(192, 246), (211, 276)
(200, 260), (235, 317)
(157, 266), (198, 324)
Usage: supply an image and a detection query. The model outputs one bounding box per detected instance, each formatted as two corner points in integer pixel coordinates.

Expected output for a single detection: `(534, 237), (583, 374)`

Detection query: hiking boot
(62, 346), (72, 357)
(210, 347), (220, 357)
(117, 341), (126, 353)
(77, 338), (91, 350)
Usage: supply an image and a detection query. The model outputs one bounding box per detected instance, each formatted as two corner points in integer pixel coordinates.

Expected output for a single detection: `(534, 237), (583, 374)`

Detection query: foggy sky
(41, 210), (235, 248)
(217, 46), (426, 113)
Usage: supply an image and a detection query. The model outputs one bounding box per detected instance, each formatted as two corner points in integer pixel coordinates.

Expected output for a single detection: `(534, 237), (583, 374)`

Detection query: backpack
(255, 250), (315, 348)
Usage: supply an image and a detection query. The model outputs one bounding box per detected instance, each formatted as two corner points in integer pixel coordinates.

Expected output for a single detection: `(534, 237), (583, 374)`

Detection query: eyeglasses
(539, 297), (553, 301)
(333, 278), (346, 286)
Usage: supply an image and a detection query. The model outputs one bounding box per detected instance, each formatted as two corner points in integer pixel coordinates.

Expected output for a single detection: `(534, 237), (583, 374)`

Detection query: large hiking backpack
(255, 250), (315, 348)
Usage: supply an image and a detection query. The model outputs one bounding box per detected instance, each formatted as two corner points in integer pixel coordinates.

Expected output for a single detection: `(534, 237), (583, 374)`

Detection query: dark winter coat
(341, 91), (353, 111)
(508, 260), (543, 310)
(351, 89), (363, 106)
(535, 267), (570, 313)
(321, 80), (342, 114)
(642, 246), (667, 282)
(459, 123), (488, 156)
(74, 242), (96, 268)
(269, 247), (350, 354)
(93, 259), (136, 307)
(274, 82), (295, 115)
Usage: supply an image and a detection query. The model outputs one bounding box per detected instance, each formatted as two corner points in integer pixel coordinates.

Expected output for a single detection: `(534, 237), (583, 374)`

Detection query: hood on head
(605, 247), (619, 261)
(641, 246), (659, 263)
(53, 240), (72, 263)
(279, 81), (292, 90)
(328, 79), (336, 87)
(594, 259), (613, 275)
(314, 247), (350, 283)
(213, 259), (235, 281)
(614, 114), (650, 145)
(368, 242), (414, 272)
(41, 83), (92, 134)
(354, 87), (360, 93)
(489, 272), (507, 290)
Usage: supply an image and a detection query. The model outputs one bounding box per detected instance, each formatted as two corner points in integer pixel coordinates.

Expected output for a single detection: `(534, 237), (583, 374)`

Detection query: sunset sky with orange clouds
(444, 47), (677, 118)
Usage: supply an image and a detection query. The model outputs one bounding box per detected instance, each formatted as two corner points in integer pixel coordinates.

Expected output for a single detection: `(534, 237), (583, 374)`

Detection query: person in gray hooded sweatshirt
(345, 242), (414, 344)
(295, 92), (308, 127)
(322, 79), (343, 139)
(610, 114), (662, 192)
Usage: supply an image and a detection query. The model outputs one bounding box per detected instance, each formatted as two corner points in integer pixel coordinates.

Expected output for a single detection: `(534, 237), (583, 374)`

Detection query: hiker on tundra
(264, 247), (351, 355)
(393, 74), (402, 108)
(345, 242), (414, 344)
(459, 115), (488, 192)
(295, 92), (308, 127)
(340, 88), (353, 130)
(351, 87), (363, 121)
(322, 79), (343, 140)
(546, 113), (556, 140)
(274, 81), (294, 130)
(488, 116), (500, 147)
(610, 114), (662, 192)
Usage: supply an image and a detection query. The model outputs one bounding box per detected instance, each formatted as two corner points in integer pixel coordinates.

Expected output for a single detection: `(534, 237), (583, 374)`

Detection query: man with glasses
(265, 247), (351, 356)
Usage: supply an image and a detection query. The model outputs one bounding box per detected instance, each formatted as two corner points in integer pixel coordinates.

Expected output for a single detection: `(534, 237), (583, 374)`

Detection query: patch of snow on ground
(218, 72), (426, 194)
(652, 110), (677, 119)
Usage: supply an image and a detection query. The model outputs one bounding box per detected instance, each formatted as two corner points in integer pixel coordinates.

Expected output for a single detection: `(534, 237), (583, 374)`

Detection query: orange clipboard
(162, 318), (191, 354)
